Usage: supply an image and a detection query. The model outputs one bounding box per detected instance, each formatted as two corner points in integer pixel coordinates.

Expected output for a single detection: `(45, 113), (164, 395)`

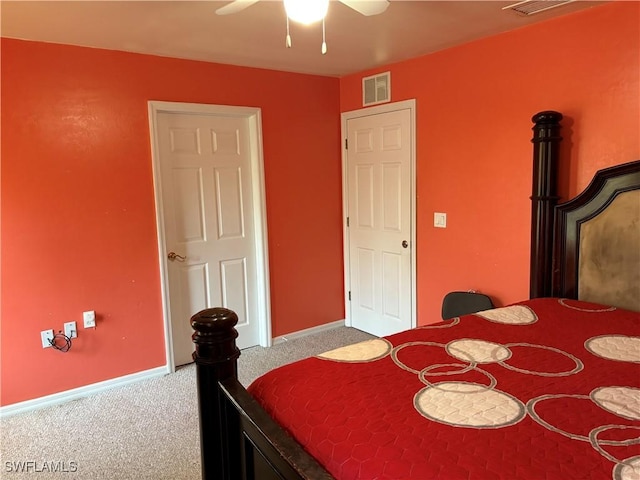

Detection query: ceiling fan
(216, 0), (390, 54)
(215, 0), (390, 19)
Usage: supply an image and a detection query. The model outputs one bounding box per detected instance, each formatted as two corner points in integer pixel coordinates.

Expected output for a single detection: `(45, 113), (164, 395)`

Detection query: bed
(190, 111), (640, 480)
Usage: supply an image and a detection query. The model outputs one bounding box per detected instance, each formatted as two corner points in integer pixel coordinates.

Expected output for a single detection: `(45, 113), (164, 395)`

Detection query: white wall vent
(503, 0), (575, 16)
(362, 72), (391, 106)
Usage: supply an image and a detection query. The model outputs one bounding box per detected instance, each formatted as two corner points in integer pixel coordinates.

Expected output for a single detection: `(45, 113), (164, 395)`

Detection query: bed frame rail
(191, 308), (333, 480)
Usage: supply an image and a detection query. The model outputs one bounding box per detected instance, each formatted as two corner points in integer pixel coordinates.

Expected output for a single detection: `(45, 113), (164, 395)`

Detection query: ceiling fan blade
(338, 0), (389, 16)
(215, 0), (261, 16)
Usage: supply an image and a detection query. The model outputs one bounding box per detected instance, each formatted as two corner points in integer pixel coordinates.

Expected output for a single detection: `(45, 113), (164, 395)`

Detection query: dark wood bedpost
(530, 110), (563, 299)
(191, 308), (241, 480)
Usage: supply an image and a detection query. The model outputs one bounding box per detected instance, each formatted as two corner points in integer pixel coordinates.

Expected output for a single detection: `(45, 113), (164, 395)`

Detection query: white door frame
(341, 99), (417, 330)
(148, 101), (272, 372)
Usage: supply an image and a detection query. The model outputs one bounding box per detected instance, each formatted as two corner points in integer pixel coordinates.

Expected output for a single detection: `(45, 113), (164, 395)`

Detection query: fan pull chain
(321, 17), (327, 54)
(286, 16), (292, 48)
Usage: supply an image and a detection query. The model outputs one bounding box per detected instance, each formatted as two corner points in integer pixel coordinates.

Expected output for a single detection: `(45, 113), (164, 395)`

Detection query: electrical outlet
(41, 329), (54, 348)
(64, 321), (77, 339)
(83, 311), (96, 328)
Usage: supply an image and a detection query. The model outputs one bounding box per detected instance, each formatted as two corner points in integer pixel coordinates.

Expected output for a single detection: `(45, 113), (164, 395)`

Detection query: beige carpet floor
(0, 326), (373, 479)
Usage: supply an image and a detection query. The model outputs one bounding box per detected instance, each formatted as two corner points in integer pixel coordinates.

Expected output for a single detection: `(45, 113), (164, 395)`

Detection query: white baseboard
(0, 365), (170, 418)
(273, 319), (345, 345)
(3, 321), (347, 416)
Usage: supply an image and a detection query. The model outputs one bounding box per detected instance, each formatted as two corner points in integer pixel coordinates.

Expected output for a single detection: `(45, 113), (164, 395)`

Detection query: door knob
(168, 252), (186, 261)
(402, 240), (408, 248)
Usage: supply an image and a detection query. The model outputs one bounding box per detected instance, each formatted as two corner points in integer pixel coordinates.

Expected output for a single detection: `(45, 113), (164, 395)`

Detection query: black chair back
(441, 291), (494, 320)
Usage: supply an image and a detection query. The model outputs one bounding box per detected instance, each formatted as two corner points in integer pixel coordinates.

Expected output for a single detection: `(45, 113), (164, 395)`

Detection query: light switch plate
(434, 212), (447, 228)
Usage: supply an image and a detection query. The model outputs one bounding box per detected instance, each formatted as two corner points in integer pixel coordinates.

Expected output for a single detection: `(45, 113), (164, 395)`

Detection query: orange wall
(3, 2), (639, 408)
(1, 39), (343, 406)
(341, 2), (639, 325)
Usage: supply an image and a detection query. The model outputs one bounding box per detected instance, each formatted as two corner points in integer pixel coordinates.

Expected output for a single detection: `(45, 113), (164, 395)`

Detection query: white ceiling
(1, 1), (603, 77)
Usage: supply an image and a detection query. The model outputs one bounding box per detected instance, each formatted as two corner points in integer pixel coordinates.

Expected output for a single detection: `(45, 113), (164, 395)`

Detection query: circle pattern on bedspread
(317, 338), (392, 362)
(500, 343), (583, 377)
(310, 299), (638, 477)
(527, 390), (640, 478)
(590, 425), (640, 475)
(388, 338), (585, 432)
(446, 339), (512, 363)
(591, 386), (640, 420)
(585, 336), (640, 363)
(475, 305), (537, 324)
(417, 317), (460, 329)
(418, 363), (498, 390)
(414, 382), (525, 428)
(559, 298), (617, 312)
(614, 455), (640, 480)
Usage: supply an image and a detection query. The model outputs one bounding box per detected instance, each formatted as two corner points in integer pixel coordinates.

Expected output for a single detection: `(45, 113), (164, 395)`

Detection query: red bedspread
(248, 298), (640, 479)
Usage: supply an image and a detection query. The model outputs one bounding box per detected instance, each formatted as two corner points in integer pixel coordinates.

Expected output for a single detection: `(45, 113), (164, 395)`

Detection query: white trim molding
(0, 366), (169, 418)
(340, 99), (417, 331)
(147, 101), (272, 372)
(272, 319), (345, 345)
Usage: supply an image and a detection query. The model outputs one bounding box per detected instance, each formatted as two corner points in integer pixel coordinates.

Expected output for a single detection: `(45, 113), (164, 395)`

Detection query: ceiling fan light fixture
(284, 0), (329, 25)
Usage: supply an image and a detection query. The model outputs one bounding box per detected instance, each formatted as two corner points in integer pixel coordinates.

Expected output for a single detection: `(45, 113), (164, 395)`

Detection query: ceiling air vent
(363, 71), (390, 107)
(503, 0), (575, 16)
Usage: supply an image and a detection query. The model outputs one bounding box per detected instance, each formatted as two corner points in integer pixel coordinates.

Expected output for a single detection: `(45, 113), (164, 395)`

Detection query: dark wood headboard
(528, 110), (640, 310)
(551, 160), (640, 310)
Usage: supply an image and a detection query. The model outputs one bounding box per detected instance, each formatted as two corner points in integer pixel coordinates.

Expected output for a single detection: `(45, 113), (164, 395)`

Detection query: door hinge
(348, 291), (351, 301)
(345, 138), (348, 150)
(346, 217), (350, 227)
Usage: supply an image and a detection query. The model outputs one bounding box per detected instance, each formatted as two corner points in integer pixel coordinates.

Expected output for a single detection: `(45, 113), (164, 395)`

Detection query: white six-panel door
(151, 104), (268, 367)
(345, 105), (414, 337)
